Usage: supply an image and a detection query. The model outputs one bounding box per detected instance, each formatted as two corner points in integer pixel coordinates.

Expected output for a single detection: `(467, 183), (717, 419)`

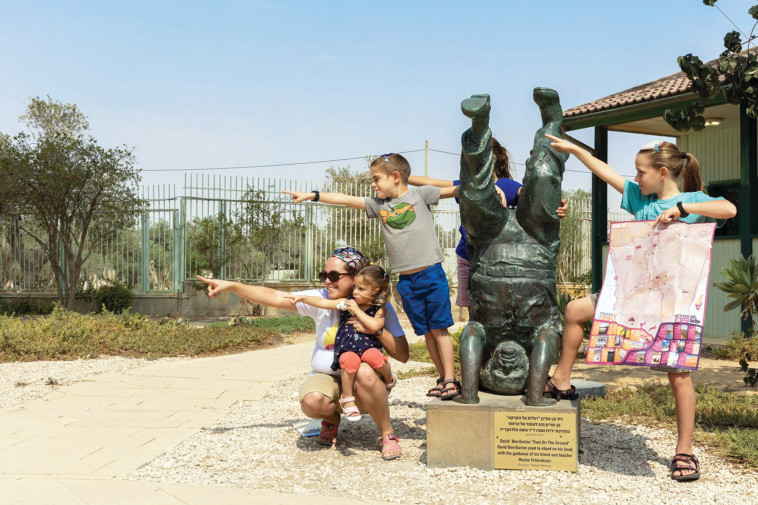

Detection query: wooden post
(425, 139), (429, 177)
(591, 126), (608, 293)
(739, 103), (756, 335)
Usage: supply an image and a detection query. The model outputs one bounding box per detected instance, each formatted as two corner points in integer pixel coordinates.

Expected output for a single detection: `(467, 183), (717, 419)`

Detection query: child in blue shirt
(545, 135), (737, 482)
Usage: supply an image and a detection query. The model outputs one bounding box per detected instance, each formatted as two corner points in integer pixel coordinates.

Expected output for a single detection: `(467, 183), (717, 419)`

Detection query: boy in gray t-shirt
(284, 153), (462, 400)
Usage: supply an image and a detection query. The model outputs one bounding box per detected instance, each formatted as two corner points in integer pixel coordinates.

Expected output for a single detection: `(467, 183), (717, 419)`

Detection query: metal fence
(0, 175), (627, 294)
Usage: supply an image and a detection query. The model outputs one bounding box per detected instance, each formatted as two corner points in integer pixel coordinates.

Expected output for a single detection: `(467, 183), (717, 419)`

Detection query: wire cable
(141, 149), (426, 172)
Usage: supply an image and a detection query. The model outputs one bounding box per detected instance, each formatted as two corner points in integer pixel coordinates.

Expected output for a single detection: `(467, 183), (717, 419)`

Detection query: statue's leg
(454, 320), (485, 404)
(524, 326), (561, 406)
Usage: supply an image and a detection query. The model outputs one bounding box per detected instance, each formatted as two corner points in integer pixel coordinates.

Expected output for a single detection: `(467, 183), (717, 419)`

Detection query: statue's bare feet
(453, 392), (480, 404)
(533, 87), (562, 133)
(461, 94), (491, 140)
(524, 392), (558, 407)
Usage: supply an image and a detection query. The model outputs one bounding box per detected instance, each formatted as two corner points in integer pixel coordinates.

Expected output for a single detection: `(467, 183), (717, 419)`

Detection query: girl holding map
(544, 136), (737, 482)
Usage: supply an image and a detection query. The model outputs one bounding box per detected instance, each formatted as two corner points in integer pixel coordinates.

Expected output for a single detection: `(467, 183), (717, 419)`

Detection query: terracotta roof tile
(564, 72), (693, 117)
(563, 49), (758, 118)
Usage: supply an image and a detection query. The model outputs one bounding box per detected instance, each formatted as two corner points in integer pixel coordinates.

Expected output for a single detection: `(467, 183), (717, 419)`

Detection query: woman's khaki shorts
(298, 373), (369, 414)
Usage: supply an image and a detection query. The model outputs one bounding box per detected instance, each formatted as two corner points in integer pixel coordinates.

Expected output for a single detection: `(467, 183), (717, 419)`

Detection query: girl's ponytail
(638, 141), (705, 193)
(681, 153), (704, 193)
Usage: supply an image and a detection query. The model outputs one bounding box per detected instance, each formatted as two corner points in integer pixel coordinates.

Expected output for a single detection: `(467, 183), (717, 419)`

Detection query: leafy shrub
(713, 331), (758, 387)
(0, 299), (54, 316)
(91, 281), (134, 313)
(206, 315), (315, 333)
(0, 305), (287, 362)
(409, 326), (462, 369)
(715, 332), (758, 361)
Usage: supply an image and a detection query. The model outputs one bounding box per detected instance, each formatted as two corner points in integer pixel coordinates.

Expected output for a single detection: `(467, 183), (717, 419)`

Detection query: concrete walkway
(0, 329), (743, 505)
(0, 342), (390, 505)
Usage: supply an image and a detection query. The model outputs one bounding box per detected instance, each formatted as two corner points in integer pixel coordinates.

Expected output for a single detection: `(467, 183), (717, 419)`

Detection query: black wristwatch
(311, 190), (320, 202)
(676, 201), (689, 217)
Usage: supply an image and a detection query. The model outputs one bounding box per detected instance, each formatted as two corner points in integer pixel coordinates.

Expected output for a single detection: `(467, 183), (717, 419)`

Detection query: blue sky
(1, 1), (754, 205)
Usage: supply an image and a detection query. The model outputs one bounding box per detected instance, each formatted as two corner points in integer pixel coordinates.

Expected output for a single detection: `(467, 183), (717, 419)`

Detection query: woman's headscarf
(329, 246), (368, 275)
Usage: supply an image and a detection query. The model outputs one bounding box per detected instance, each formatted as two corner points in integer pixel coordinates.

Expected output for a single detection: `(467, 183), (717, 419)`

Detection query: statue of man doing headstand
(456, 89), (567, 407)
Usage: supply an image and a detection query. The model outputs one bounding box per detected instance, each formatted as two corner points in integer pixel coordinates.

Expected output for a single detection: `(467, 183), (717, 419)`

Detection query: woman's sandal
(381, 434), (403, 461)
(385, 373), (398, 395)
(318, 420), (339, 446)
(544, 376), (579, 401)
(670, 453), (700, 481)
(338, 396), (362, 422)
(439, 379), (461, 401)
(426, 377), (444, 397)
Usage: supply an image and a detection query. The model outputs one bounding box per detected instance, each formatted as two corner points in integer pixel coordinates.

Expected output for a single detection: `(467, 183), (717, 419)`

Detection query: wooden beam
(739, 102), (756, 335)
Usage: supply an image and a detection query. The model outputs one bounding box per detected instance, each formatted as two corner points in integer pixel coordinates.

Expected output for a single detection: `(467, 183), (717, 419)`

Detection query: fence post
(305, 204), (313, 282)
(173, 198), (186, 294)
(219, 200), (227, 280)
(141, 211), (150, 293)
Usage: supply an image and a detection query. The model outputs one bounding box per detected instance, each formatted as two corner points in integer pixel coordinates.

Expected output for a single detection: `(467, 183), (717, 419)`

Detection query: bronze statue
(456, 89), (567, 406)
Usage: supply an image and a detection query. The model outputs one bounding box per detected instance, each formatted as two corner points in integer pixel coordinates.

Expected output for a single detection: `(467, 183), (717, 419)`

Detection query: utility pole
(425, 139), (429, 177)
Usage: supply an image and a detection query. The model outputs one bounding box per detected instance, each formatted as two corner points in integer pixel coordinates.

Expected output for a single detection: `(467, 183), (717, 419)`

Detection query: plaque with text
(493, 411), (577, 471)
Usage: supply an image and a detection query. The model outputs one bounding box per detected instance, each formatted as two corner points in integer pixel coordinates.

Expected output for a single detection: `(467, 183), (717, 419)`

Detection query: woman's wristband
(311, 190), (320, 202)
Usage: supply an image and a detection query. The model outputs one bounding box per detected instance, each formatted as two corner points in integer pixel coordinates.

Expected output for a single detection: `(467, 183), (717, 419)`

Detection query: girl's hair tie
(681, 152), (688, 159)
(640, 140), (667, 152)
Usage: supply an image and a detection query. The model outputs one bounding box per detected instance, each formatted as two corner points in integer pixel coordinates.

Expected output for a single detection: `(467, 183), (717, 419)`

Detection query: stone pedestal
(426, 392), (580, 471)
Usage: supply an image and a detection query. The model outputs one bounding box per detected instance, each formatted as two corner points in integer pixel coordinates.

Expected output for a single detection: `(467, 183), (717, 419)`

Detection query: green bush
(714, 332), (758, 361)
(409, 326), (462, 369)
(0, 299), (54, 316)
(0, 305), (287, 362)
(91, 282), (134, 313)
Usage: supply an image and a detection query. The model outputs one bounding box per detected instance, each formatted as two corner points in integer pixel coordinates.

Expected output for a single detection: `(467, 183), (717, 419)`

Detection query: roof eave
(563, 92), (727, 132)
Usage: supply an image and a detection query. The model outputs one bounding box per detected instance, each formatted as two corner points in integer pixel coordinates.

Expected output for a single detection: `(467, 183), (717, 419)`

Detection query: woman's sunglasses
(318, 270), (351, 283)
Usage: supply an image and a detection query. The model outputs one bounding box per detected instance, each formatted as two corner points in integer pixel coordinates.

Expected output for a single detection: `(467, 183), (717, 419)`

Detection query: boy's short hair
(370, 153), (410, 184)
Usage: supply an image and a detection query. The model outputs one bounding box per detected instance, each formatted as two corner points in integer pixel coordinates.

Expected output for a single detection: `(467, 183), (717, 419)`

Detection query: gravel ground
(2, 356), (756, 504)
(127, 360), (758, 505)
(0, 356), (185, 408)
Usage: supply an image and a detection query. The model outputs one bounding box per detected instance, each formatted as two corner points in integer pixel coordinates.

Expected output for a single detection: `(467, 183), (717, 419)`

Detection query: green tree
(321, 165), (386, 265)
(237, 187), (305, 285)
(664, 1), (758, 130)
(186, 213), (236, 280)
(557, 189), (592, 285)
(0, 97), (147, 309)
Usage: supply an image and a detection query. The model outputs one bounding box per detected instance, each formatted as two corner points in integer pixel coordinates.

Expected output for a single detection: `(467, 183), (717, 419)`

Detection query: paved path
(0, 342), (390, 505)
(0, 330), (746, 505)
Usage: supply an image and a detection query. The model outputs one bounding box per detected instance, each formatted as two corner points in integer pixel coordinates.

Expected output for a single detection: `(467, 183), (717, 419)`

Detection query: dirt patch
(567, 357), (756, 395)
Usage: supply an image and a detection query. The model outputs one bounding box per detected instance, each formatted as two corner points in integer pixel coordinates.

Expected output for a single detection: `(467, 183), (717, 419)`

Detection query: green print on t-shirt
(379, 202), (416, 230)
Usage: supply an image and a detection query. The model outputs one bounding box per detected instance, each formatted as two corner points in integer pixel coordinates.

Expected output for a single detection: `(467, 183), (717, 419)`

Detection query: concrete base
(426, 391), (580, 471)
(572, 379), (606, 400)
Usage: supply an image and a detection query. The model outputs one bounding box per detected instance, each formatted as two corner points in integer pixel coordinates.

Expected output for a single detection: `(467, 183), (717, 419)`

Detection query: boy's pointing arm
(283, 191), (366, 210)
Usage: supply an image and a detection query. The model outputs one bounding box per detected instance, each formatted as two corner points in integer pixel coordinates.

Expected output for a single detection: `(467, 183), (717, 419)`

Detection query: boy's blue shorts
(396, 263), (454, 336)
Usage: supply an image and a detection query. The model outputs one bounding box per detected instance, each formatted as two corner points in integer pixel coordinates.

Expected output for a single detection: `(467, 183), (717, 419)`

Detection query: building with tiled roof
(561, 61), (756, 338)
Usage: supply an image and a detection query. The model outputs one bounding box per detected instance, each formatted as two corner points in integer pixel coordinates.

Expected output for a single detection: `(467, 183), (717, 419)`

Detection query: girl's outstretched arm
(407, 175), (455, 188)
(654, 199), (738, 226)
(288, 295), (345, 310)
(545, 134), (626, 194)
